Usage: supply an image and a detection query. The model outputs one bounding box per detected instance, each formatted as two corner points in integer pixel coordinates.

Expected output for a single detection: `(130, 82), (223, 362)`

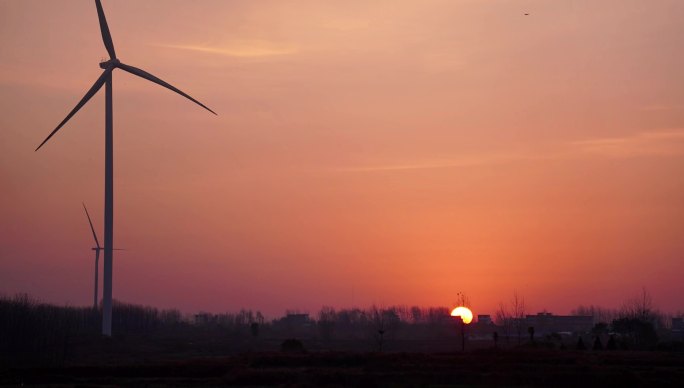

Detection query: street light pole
(461, 320), (466, 351)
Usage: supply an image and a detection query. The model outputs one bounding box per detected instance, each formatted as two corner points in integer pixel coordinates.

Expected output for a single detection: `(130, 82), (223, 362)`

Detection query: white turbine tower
(37, 1), (216, 336)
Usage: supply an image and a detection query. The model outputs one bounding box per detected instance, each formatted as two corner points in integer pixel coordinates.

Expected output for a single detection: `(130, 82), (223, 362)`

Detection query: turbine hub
(99, 58), (120, 69)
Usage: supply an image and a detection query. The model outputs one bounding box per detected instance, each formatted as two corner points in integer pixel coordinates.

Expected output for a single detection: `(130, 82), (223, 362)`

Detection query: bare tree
(410, 306), (423, 324)
(427, 307), (449, 325)
(255, 311), (265, 325)
(368, 305), (401, 352)
(452, 292), (472, 351)
(495, 302), (512, 343)
(317, 306), (337, 342)
(620, 287), (655, 322)
(455, 292), (471, 308)
(511, 292), (526, 345)
(571, 305), (617, 324)
(494, 292), (526, 345)
(370, 305), (386, 352)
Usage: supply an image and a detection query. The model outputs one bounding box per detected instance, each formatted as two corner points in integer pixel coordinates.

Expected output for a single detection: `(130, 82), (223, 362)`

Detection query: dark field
(3, 349), (684, 387)
(3, 297), (683, 386)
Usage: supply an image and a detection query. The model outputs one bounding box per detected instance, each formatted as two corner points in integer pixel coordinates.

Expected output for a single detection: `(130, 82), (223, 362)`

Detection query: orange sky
(1, 0), (683, 317)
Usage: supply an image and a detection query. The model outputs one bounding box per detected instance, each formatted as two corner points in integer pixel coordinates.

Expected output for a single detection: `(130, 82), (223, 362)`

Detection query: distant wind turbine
(83, 203), (123, 311)
(36, 0), (216, 336)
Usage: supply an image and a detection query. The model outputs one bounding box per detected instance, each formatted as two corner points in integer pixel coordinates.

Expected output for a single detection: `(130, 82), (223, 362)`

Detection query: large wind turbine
(83, 203), (123, 311)
(36, 1), (216, 336)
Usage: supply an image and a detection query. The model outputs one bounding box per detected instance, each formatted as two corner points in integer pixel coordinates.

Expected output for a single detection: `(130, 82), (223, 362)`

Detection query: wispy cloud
(571, 128), (684, 158)
(336, 129), (684, 173)
(335, 153), (549, 173)
(157, 41), (298, 58)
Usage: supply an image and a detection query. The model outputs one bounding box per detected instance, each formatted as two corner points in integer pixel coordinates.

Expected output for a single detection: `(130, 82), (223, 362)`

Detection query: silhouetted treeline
(192, 305), (458, 346)
(2, 292), (682, 367)
(0, 294), (186, 366)
(0, 294), (96, 365)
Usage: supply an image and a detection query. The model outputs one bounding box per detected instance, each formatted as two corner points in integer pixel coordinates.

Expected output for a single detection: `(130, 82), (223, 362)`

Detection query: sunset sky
(1, 0), (683, 317)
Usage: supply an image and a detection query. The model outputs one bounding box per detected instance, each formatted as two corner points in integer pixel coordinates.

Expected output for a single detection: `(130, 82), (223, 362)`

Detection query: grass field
(3, 349), (684, 387)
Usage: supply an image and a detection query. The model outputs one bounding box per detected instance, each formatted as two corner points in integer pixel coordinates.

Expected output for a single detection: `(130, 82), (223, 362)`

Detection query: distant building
(283, 313), (311, 327)
(469, 314), (496, 337)
(273, 312), (313, 337)
(672, 318), (684, 333)
(525, 312), (593, 334)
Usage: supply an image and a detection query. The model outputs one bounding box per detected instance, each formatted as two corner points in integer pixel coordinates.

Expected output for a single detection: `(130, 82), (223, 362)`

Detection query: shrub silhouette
(281, 338), (305, 353)
(576, 337), (586, 350)
(592, 322), (609, 336)
(593, 336), (603, 350)
(611, 317), (658, 349)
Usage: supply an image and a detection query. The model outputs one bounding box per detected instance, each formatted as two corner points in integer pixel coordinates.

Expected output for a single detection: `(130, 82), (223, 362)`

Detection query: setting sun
(450, 306), (473, 324)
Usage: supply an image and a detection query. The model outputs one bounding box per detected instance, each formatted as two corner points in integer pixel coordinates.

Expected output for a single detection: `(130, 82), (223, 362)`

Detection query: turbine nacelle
(99, 58), (120, 69)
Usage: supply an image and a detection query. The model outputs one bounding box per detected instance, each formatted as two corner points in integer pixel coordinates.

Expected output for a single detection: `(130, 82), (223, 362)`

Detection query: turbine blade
(116, 62), (216, 115)
(83, 203), (101, 249)
(95, 0), (116, 59)
(35, 69), (111, 151)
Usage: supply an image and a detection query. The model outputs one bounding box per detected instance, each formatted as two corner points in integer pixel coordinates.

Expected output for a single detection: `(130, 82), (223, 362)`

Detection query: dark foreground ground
(3, 350), (684, 387)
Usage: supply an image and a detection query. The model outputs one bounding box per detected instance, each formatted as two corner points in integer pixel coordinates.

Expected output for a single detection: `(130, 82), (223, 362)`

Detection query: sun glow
(450, 306), (473, 324)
